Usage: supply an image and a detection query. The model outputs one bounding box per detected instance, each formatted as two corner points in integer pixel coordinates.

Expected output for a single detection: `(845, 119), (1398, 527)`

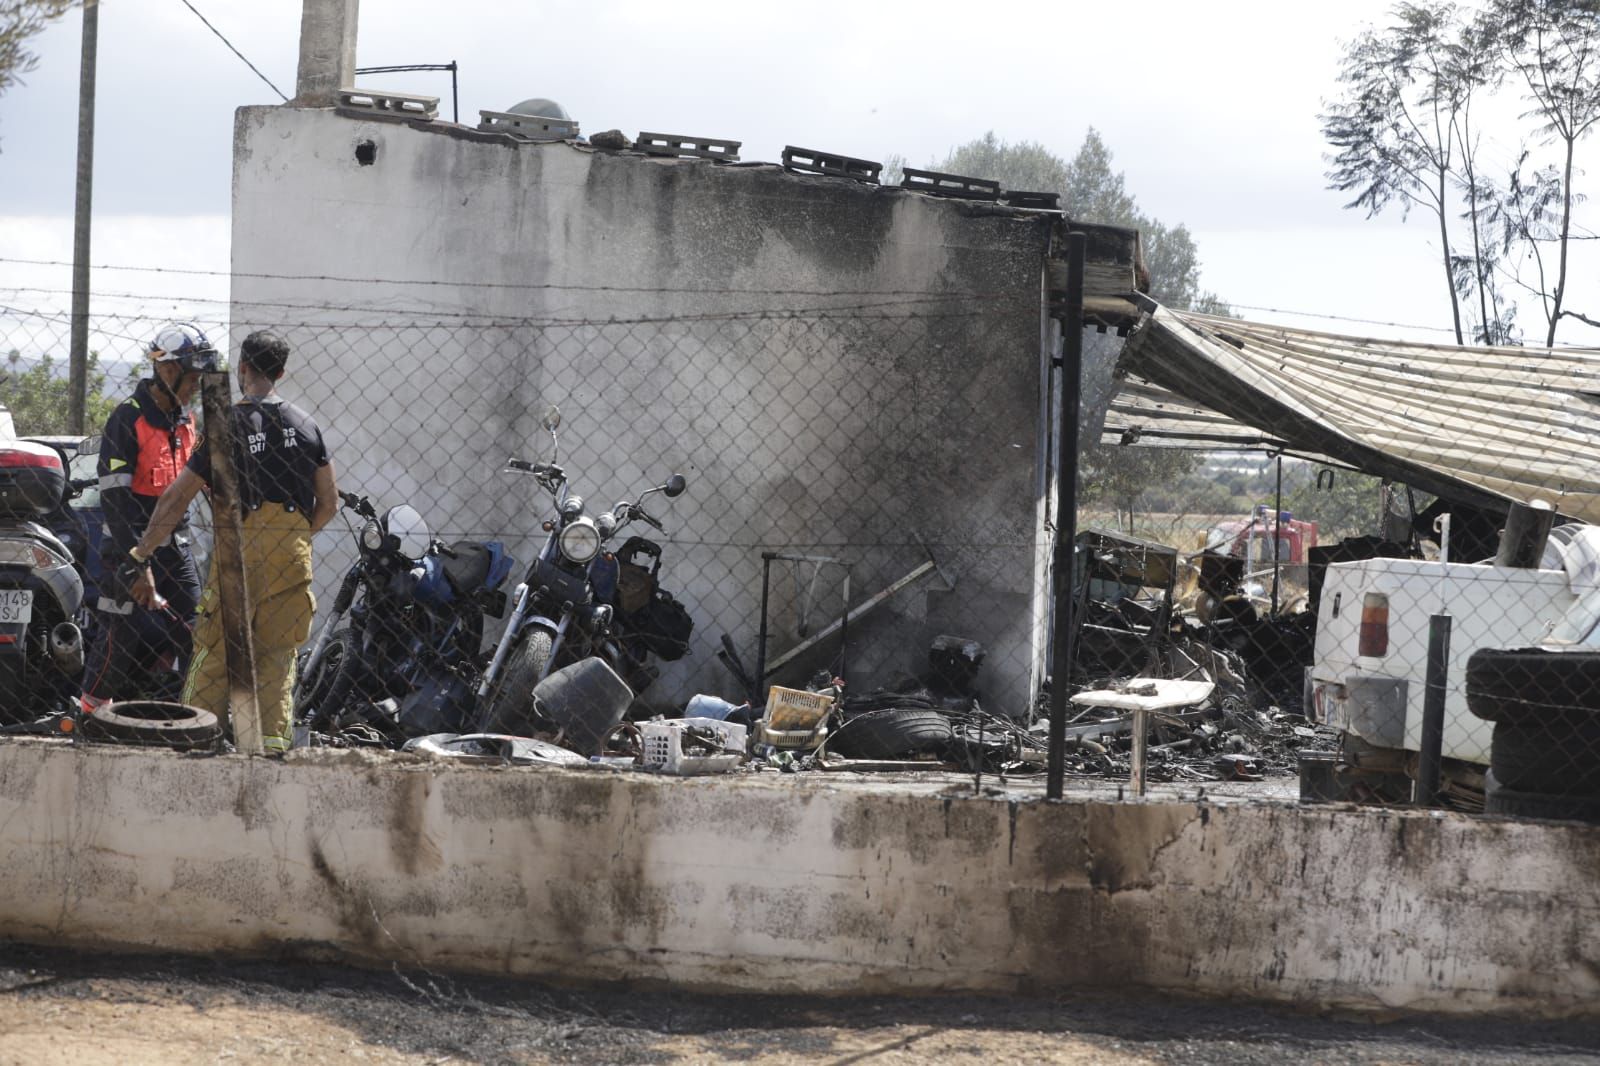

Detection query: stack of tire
(1465, 647), (1600, 823)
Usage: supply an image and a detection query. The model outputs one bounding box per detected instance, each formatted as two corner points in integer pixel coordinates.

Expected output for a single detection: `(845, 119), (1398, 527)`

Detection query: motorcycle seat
(442, 542), (494, 594)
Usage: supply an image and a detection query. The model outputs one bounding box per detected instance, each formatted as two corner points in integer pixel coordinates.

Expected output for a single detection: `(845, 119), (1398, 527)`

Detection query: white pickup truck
(1308, 524), (1600, 767)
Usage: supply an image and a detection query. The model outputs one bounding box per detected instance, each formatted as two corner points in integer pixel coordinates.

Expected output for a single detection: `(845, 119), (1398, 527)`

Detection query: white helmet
(147, 323), (219, 373)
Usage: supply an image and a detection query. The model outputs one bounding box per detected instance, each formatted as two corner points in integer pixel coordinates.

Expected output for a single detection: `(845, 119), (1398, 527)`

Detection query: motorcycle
(294, 490), (514, 743)
(477, 406), (690, 735)
(0, 439), (92, 725)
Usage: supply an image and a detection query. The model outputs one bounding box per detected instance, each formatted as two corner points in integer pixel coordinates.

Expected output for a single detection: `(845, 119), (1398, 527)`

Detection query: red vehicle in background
(1202, 505), (1319, 615)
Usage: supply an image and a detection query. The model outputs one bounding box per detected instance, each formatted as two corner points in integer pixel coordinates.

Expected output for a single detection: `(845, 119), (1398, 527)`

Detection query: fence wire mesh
(1, 299), (1595, 820)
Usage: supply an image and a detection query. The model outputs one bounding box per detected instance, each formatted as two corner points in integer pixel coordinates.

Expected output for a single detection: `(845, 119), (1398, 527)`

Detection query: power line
(1218, 302), (1462, 336)
(177, 0), (288, 103)
(0, 257), (1010, 300)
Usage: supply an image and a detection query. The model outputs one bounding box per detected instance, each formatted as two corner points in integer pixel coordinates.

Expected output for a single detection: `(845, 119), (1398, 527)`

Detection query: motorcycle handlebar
(505, 458), (560, 477)
(339, 491), (376, 519)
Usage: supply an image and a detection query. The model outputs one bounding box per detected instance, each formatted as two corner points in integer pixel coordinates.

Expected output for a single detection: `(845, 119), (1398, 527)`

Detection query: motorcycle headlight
(558, 517), (601, 564)
(360, 519), (383, 551)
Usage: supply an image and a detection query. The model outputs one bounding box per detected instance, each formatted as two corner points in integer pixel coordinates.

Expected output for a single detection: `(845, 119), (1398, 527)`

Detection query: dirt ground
(1, 942), (1599, 1065)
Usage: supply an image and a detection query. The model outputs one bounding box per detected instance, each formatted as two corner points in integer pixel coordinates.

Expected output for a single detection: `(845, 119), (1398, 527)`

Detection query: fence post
(1415, 612), (1452, 806)
(1046, 230), (1086, 801)
(67, 0), (99, 436)
(199, 372), (262, 753)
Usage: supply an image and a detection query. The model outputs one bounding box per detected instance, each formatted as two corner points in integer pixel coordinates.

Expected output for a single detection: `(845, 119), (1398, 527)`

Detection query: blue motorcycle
(294, 490), (514, 743)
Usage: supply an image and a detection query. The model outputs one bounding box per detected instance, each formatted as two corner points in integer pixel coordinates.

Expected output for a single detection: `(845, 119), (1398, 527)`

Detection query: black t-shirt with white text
(187, 397), (329, 521)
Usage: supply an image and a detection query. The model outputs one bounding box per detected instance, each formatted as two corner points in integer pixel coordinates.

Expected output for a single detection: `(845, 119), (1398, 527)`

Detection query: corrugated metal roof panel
(1117, 307), (1600, 522)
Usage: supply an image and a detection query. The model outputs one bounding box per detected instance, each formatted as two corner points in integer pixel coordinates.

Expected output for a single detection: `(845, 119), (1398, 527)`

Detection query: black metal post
(1271, 453), (1282, 616)
(757, 552), (775, 705)
(838, 565), (851, 687)
(1046, 231), (1086, 801)
(1416, 612), (1452, 806)
(449, 60), (458, 124)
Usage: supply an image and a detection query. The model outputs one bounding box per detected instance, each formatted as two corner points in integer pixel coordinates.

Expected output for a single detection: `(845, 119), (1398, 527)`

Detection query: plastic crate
(760, 686), (834, 751)
(641, 717), (747, 776)
(764, 686), (834, 731)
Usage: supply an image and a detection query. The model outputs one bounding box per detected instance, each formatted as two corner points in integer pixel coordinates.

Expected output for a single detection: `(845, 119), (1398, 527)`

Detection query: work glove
(112, 551), (158, 608)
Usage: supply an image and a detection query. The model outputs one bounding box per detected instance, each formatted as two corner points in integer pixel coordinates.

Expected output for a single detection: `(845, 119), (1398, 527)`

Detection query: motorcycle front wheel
(293, 626), (354, 728)
(478, 628), (554, 736)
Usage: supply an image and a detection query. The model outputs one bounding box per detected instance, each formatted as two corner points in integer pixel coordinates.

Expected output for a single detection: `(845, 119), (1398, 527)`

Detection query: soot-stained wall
(231, 106), (1054, 709)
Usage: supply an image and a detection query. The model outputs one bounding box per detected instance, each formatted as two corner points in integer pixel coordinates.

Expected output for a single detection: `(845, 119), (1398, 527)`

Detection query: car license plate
(0, 589), (32, 625)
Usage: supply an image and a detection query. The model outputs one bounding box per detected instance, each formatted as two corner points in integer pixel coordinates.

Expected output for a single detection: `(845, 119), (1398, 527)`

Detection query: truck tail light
(1359, 592), (1390, 657)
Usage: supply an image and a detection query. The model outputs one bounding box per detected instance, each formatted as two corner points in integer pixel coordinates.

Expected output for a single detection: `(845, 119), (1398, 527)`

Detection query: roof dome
(508, 98), (570, 120)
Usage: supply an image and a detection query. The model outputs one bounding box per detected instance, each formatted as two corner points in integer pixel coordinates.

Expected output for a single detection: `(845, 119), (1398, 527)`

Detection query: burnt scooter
(477, 406), (689, 734)
(0, 439), (92, 724)
(294, 491), (514, 743)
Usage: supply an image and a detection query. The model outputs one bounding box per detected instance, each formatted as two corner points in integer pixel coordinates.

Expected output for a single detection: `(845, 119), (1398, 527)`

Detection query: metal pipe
(1046, 230), (1086, 801)
(1271, 454), (1282, 616)
(1129, 706), (1148, 797)
(757, 552), (774, 707)
(68, 0), (99, 436)
(1495, 499), (1555, 569)
(1415, 612), (1452, 806)
(838, 565), (851, 687)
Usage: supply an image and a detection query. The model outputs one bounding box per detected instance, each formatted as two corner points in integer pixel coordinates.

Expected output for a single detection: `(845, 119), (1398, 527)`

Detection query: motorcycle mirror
(384, 503), (432, 562)
(663, 474), (687, 498)
(78, 434), (102, 456)
(541, 406), (561, 432)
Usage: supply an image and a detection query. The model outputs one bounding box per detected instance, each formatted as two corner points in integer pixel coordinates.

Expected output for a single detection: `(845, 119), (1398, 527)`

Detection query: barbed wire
(0, 256), (1021, 300)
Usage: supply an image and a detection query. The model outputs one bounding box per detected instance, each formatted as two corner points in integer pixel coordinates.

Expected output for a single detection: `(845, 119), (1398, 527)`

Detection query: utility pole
(68, 0), (99, 435)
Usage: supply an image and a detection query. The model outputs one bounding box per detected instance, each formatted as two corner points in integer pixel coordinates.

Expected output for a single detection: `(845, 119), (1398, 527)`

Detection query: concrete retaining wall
(3, 740), (1597, 1017)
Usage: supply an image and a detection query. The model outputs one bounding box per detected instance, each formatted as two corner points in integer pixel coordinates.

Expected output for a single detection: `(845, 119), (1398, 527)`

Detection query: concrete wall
(5, 740), (1599, 1018)
(229, 106), (1057, 711)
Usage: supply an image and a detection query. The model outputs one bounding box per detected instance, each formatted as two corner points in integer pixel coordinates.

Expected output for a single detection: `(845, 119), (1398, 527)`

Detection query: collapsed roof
(1111, 305), (1600, 524)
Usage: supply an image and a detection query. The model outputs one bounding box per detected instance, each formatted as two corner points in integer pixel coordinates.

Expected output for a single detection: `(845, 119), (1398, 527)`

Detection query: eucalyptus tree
(1323, 0), (1599, 346)
(1321, 2), (1496, 345)
(0, 1), (77, 147)
(1484, 0), (1600, 344)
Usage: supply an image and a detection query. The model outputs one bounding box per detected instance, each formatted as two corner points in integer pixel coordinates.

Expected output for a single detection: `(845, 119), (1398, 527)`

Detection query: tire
(1484, 770), (1600, 824)
(830, 708), (953, 760)
(479, 629), (554, 735)
(1465, 647), (1600, 723)
(1490, 719), (1600, 795)
(293, 627), (354, 728)
(81, 701), (221, 749)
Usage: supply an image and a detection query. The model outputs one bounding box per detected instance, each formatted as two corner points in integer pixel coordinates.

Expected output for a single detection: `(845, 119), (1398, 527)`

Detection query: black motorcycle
(294, 490), (515, 743)
(0, 439), (91, 724)
(476, 406), (692, 734)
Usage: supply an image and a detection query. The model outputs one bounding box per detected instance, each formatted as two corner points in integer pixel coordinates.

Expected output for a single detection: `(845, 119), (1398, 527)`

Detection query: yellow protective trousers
(184, 502), (316, 751)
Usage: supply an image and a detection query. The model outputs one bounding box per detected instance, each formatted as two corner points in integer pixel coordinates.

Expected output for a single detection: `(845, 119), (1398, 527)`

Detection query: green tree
(1322, 2), (1498, 345)
(1485, 0), (1600, 344)
(1286, 468), (1385, 540)
(1, 349), (117, 435)
(1078, 446), (1201, 533)
(1323, 0), (1598, 346)
(1, 1), (78, 149)
(934, 129), (1227, 313)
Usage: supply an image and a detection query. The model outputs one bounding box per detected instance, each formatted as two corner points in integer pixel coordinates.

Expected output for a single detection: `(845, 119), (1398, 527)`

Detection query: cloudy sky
(1, 0), (1594, 359)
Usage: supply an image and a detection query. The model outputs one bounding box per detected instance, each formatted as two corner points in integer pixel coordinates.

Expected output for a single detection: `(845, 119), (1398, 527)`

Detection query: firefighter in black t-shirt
(126, 330), (337, 751)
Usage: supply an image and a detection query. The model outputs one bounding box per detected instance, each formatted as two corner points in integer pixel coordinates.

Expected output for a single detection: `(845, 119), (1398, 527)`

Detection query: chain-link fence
(2, 299), (1597, 821)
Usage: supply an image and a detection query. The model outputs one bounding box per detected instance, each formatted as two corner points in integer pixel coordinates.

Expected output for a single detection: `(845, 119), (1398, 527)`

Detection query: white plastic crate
(761, 685), (834, 751)
(641, 717), (747, 776)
